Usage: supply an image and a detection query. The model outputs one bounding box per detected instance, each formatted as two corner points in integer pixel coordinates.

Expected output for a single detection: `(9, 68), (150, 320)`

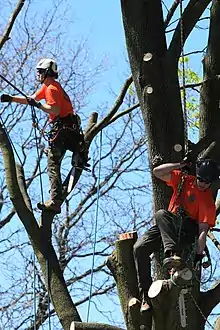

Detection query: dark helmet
(196, 159), (220, 183)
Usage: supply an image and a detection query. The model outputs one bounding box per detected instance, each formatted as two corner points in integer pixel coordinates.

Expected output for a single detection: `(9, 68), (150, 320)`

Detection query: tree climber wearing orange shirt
(133, 159), (219, 313)
(1, 58), (89, 214)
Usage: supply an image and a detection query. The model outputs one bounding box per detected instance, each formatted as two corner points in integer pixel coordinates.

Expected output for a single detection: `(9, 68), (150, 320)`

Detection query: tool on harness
(48, 114), (91, 174)
(48, 114), (82, 142)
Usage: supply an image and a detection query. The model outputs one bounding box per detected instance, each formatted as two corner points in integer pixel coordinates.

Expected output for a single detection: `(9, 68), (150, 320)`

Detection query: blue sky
(1, 0), (218, 328)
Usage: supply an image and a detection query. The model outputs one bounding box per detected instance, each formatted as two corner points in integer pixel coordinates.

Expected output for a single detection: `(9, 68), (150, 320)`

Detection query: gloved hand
(26, 97), (42, 108)
(180, 150), (193, 173)
(1, 94), (12, 102)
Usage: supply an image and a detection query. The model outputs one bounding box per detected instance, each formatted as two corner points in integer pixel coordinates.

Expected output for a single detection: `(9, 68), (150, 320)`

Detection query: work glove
(181, 150), (192, 173)
(1, 94), (12, 102)
(26, 97), (42, 108)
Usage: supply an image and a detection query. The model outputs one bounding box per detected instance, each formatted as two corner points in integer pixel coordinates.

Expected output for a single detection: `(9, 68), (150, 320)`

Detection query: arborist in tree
(133, 158), (218, 313)
(0, 58), (89, 214)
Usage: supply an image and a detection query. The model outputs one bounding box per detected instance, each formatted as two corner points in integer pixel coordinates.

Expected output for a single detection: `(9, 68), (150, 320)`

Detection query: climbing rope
(33, 253), (37, 330)
(30, 105), (44, 204)
(179, 0), (188, 154)
(86, 129), (103, 322)
(188, 291), (215, 329)
(30, 106), (52, 330)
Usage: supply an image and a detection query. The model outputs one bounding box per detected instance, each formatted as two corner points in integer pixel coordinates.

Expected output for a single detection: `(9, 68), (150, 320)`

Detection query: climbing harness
(86, 130), (103, 322)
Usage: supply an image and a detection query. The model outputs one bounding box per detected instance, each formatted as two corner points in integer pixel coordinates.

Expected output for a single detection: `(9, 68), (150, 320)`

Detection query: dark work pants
(133, 209), (198, 296)
(48, 124), (81, 201)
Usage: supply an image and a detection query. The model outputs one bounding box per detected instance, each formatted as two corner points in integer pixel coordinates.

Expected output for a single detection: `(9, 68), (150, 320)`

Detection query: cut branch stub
(143, 53), (153, 62)
(107, 231), (141, 330)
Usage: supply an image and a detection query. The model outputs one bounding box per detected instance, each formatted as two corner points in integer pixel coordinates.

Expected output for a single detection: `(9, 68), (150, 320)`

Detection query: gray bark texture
(118, 0), (220, 329)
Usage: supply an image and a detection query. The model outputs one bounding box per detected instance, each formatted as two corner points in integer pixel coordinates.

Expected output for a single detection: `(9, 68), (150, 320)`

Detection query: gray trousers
(47, 145), (65, 201)
(133, 209), (198, 295)
(47, 121), (82, 201)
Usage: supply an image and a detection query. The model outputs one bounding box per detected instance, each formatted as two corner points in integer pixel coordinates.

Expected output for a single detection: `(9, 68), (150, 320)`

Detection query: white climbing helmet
(36, 58), (58, 74)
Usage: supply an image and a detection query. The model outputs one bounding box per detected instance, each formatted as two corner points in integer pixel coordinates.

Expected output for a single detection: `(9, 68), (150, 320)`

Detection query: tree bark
(199, 0), (220, 164)
(71, 322), (124, 330)
(120, 0), (185, 211)
(0, 122), (81, 329)
(120, 1), (220, 329)
(107, 232), (143, 330)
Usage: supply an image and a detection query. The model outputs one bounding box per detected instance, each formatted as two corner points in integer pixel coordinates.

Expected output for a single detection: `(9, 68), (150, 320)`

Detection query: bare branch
(87, 75), (133, 140)
(207, 230), (220, 251)
(108, 103), (140, 126)
(0, 122), (38, 235)
(0, 0), (26, 50)
(169, 0), (211, 62)
(200, 281), (220, 318)
(164, 0), (179, 28)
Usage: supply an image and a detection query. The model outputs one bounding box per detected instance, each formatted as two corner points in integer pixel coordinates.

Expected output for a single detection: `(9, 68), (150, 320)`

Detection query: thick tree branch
(0, 209), (15, 229)
(71, 322), (124, 330)
(200, 281), (220, 317)
(0, 0), (26, 50)
(107, 232), (144, 330)
(164, 0), (179, 28)
(169, 0), (211, 62)
(207, 230), (220, 251)
(0, 122), (39, 235)
(108, 103), (139, 126)
(87, 75), (133, 141)
(16, 164), (33, 211)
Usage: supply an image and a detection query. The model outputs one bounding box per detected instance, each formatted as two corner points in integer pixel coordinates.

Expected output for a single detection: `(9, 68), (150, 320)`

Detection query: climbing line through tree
(179, 0), (188, 154)
(87, 129), (103, 322)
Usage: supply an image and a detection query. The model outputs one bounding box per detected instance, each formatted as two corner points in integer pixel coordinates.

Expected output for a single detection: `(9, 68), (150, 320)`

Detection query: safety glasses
(37, 69), (46, 74)
(196, 176), (211, 184)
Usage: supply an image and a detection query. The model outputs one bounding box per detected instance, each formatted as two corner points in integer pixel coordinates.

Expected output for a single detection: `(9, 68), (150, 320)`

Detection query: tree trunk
(107, 232), (145, 330)
(0, 123), (81, 330)
(120, 0), (185, 212)
(199, 0), (220, 162)
(119, 1), (219, 329)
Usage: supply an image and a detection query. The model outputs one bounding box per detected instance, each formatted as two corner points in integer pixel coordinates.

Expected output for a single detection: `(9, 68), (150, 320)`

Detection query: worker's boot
(37, 200), (62, 214)
(163, 251), (183, 270)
